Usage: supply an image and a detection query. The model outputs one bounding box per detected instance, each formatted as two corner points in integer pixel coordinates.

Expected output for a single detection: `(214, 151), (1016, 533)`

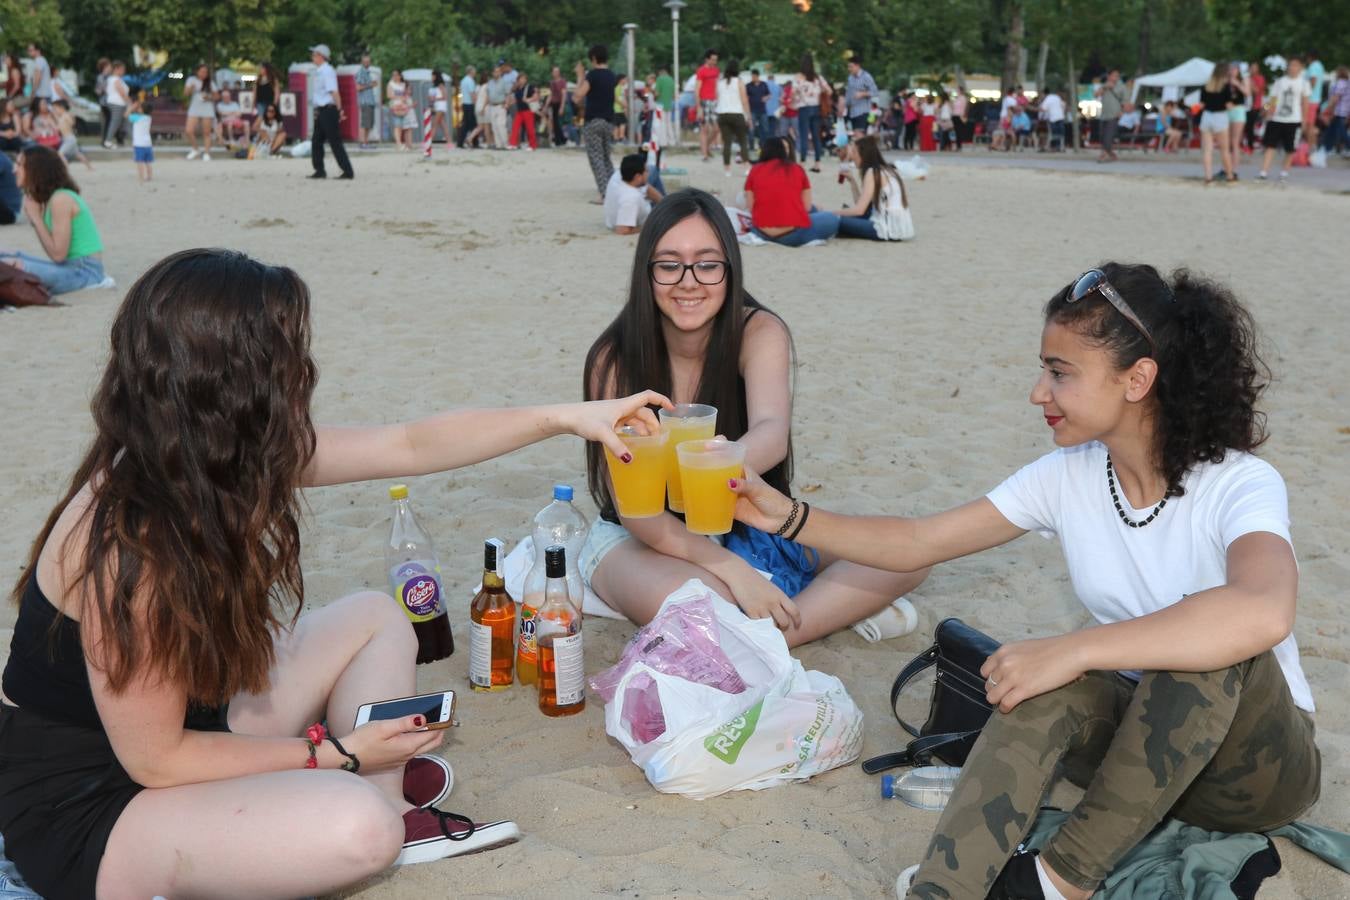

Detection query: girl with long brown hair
(0, 248), (667, 898)
(836, 136), (913, 241)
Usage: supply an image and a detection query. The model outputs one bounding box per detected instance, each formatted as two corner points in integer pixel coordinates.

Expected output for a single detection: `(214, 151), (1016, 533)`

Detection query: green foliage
(354, 0), (456, 71)
(271, 0), (347, 68)
(1, 0), (69, 60)
(59, 0), (133, 81)
(115, 0), (273, 69)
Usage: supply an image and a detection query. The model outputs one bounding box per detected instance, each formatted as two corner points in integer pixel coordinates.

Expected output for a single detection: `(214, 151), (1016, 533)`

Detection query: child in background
(129, 95), (154, 182)
(53, 100), (93, 171)
(1011, 105), (1033, 148)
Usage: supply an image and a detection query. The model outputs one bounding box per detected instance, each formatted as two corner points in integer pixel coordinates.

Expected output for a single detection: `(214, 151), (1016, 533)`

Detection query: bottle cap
(544, 544), (566, 578)
(484, 538), (504, 574)
(553, 484), (574, 502)
(881, 774), (895, 799)
(389, 484), (409, 500)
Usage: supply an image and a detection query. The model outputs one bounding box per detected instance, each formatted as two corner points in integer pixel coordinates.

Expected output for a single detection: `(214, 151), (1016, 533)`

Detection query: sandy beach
(1, 145), (1346, 898)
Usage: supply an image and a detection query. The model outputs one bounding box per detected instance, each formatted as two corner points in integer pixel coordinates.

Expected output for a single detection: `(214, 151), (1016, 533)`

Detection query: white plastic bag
(600, 579), (864, 800)
(897, 154), (929, 181)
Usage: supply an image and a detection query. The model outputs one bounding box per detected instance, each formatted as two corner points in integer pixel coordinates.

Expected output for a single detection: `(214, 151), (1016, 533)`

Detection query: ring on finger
(986, 675), (999, 688)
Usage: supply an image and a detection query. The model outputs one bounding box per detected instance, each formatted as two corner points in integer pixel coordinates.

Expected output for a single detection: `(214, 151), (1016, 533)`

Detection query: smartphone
(353, 690), (458, 731)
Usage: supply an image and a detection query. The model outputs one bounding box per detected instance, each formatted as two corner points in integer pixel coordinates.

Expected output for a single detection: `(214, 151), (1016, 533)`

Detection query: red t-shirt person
(745, 160), (811, 230)
(696, 64), (721, 102)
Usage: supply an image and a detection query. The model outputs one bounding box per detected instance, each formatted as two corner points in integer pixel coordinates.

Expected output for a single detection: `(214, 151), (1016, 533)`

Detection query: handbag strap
(860, 729), (980, 775)
(889, 643), (939, 738)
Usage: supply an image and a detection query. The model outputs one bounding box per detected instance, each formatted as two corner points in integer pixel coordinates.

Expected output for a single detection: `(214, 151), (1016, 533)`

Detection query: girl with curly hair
(0, 248), (669, 898)
(728, 262), (1319, 900)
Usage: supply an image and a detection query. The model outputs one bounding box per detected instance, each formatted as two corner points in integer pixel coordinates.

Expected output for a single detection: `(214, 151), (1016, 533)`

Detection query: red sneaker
(402, 754), (453, 809)
(396, 808), (521, 865)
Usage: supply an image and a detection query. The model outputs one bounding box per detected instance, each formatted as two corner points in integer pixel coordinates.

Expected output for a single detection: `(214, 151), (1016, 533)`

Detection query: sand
(1, 145), (1347, 899)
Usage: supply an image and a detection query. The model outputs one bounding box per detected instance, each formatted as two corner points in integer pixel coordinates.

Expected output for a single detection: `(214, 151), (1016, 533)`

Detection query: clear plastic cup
(603, 426), (668, 519)
(659, 404), (718, 514)
(675, 439), (746, 535)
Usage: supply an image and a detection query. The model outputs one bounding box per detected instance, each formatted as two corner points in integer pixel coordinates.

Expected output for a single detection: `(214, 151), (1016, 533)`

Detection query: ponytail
(1045, 264), (1270, 496)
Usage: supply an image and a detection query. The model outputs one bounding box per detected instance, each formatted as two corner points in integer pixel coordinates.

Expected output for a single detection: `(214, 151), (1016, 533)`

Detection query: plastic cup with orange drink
(675, 439), (746, 535)
(603, 425), (668, 518)
(659, 403), (717, 514)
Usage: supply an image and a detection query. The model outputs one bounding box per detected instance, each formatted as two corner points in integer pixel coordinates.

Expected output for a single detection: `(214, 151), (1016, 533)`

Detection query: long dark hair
(756, 135), (796, 168)
(854, 135), (907, 210)
(583, 189), (793, 519)
(723, 59), (741, 82)
(18, 145), (78, 205)
(13, 249), (319, 704)
(799, 53), (817, 82)
(1045, 263), (1270, 496)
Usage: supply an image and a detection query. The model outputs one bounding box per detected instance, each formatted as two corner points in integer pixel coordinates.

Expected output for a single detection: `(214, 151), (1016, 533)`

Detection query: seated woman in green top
(1, 145), (114, 295)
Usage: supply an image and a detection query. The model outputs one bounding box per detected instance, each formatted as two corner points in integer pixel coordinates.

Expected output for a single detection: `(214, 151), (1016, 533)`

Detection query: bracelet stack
(774, 499), (811, 541)
(302, 722), (362, 774)
(774, 498), (802, 537)
(787, 501), (811, 542)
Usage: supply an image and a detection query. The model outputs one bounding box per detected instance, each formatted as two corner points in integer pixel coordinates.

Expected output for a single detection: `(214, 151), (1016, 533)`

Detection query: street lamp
(665, 0), (686, 146)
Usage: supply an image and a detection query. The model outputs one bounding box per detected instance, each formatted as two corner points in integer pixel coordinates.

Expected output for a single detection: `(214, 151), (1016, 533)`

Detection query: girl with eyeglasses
(580, 187), (927, 643)
(727, 262), (1319, 900)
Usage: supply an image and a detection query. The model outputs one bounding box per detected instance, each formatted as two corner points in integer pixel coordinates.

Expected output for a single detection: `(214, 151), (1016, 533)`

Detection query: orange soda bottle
(469, 538), (515, 691)
(536, 545), (584, 717)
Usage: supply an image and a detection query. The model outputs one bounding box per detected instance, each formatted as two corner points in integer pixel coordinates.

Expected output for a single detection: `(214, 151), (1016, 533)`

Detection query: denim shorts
(133, 146), (153, 163)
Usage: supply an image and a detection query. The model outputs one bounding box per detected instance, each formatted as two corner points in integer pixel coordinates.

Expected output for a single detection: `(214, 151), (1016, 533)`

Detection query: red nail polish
(621, 452), (633, 464)
(414, 716), (425, 727)
(728, 479), (738, 488)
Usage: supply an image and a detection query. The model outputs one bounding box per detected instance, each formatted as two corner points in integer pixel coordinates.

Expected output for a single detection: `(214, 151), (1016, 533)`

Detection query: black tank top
(2, 574), (229, 732)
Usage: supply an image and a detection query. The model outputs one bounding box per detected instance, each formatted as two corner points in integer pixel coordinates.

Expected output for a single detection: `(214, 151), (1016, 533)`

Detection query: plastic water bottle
(518, 485), (589, 685)
(881, 766), (961, 811)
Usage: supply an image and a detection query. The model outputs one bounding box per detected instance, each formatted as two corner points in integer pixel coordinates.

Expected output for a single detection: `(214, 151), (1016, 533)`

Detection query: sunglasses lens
(1072, 270), (1103, 302)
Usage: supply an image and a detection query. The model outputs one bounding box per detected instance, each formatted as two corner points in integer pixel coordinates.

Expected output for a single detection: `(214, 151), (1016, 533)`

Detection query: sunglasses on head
(1067, 269), (1168, 352)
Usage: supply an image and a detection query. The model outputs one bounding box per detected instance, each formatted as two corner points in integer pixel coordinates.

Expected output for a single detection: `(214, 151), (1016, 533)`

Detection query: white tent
(1132, 57), (1214, 100)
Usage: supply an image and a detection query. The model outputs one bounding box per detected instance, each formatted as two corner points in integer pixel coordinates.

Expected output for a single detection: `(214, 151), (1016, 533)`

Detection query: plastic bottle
(880, 766), (961, 811)
(469, 538), (515, 691)
(518, 485), (588, 685)
(536, 545), (585, 717)
(386, 484), (454, 664)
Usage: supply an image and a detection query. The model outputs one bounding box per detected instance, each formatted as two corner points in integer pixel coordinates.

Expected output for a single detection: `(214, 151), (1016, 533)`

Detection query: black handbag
(861, 618), (1002, 774)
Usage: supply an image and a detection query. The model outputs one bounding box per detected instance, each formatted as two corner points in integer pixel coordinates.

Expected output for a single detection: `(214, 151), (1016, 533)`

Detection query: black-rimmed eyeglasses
(648, 260), (729, 286)
(1067, 269), (1163, 352)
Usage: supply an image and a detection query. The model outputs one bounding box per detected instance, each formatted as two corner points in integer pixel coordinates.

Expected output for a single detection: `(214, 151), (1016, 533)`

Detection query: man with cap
(308, 43), (354, 179)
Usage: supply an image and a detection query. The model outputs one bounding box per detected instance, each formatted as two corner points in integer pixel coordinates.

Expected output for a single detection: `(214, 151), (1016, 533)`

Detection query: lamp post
(665, 0), (686, 146)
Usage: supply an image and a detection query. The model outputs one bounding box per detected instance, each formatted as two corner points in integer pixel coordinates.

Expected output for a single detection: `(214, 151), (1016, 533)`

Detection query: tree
(115, 0), (273, 70)
(356, 0), (457, 71)
(2, 0), (69, 61)
(59, 0), (132, 80)
(271, 0), (350, 68)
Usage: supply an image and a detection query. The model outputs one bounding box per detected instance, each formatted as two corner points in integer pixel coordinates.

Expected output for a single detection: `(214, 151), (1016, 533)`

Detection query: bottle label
(517, 606), (538, 661)
(468, 620), (493, 688)
(391, 562), (444, 623)
(550, 632), (585, 706)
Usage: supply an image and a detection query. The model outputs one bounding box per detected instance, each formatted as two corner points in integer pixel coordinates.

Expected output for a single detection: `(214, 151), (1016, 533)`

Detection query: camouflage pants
(909, 651), (1319, 897)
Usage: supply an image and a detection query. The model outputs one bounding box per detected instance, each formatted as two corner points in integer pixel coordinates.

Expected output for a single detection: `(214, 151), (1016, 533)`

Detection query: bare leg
(1219, 130), (1235, 178)
(590, 538), (733, 624)
(1201, 130), (1214, 180)
(186, 117), (200, 152)
(95, 591), (420, 898)
(228, 591), (420, 806)
(1260, 146), (1276, 174)
(780, 551), (928, 648)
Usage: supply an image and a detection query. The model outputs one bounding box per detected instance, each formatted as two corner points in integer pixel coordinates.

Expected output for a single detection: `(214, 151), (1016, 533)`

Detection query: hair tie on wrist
(327, 733), (361, 774)
(786, 501), (811, 542)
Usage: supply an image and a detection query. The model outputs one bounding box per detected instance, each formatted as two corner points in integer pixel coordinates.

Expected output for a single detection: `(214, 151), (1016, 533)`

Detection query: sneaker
(1257, 171), (1268, 180)
(403, 754), (453, 809)
(96, 276), (116, 290)
(202, 152), (211, 162)
(396, 808), (520, 865)
(102, 141), (113, 149)
(896, 864), (919, 897)
(337, 172), (355, 180)
(186, 150), (200, 161)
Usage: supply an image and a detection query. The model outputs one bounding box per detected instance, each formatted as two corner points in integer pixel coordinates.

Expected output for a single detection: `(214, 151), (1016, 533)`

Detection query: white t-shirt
(105, 75), (127, 107)
(216, 101), (241, 118)
(185, 76), (216, 117)
(603, 170), (650, 231)
(986, 442), (1313, 712)
(1268, 75), (1310, 123)
(130, 113), (152, 147)
(1040, 93), (1065, 123)
(714, 77), (744, 116)
(312, 62), (339, 107)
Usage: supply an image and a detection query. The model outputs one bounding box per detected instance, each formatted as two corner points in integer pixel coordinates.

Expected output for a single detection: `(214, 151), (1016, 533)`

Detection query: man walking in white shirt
(308, 44), (354, 180)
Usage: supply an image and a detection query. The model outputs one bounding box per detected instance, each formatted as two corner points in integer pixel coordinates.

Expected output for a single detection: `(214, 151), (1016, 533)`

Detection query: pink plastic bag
(589, 596), (746, 743)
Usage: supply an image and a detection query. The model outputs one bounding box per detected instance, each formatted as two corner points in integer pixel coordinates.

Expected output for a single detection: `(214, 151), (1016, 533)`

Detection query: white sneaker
(896, 864), (919, 897)
(202, 152), (212, 162)
(186, 150), (200, 160)
(102, 141), (113, 149)
(96, 276), (116, 290)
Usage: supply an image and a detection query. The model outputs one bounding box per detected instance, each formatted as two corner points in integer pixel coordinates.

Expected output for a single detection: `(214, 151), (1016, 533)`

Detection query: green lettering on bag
(703, 700), (764, 764)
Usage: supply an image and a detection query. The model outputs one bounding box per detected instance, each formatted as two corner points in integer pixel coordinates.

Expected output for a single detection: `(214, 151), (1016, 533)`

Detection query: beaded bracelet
(775, 498), (802, 537)
(786, 501), (811, 542)
(303, 722), (327, 769)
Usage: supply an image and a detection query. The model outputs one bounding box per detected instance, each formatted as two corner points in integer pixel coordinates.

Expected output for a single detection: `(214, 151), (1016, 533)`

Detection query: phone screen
(367, 693), (450, 724)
